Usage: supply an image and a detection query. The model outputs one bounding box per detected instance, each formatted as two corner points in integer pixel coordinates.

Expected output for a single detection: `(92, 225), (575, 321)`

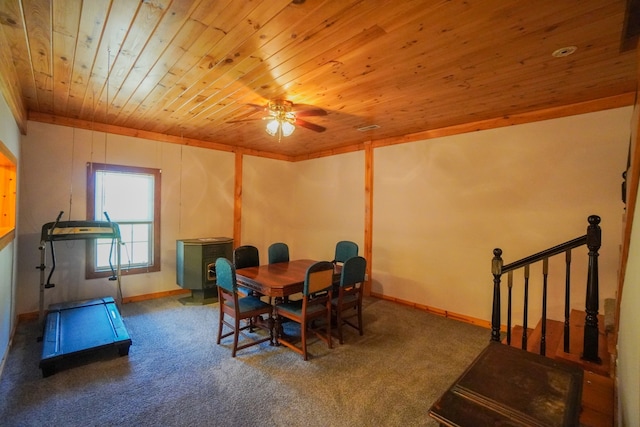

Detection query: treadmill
(37, 212), (132, 377)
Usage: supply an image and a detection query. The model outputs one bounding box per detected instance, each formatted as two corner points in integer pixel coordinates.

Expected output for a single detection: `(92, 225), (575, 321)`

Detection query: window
(86, 163), (161, 278)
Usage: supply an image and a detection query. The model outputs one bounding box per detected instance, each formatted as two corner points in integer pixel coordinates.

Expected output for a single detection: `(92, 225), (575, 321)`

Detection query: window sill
(86, 263), (161, 280)
(0, 228), (15, 251)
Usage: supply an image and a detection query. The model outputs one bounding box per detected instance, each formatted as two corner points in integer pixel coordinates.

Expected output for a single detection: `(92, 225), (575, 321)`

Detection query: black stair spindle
(564, 249), (572, 353)
(507, 270), (513, 345)
(491, 248), (503, 343)
(541, 257), (549, 356)
(522, 264), (529, 350)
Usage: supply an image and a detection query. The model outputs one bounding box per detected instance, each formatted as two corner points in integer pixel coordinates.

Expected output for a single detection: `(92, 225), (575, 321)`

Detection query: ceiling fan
(228, 100), (327, 141)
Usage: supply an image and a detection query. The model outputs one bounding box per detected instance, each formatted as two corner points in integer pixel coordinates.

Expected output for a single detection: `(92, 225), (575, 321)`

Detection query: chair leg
(357, 304), (363, 336)
(217, 312), (224, 344)
(301, 320), (308, 361)
(232, 317), (241, 357)
(336, 307), (344, 344)
(326, 308), (332, 350)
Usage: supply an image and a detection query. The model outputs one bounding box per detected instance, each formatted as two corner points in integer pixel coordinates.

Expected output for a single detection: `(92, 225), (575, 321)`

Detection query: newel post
(582, 215), (602, 363)
(491, 248), (503, 342)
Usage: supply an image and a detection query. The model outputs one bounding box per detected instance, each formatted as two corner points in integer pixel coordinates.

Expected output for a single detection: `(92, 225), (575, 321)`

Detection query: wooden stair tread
(502, 325), (532, 347)
(554, 310), (610, 377)
(507, 319), (565, 354)
(579, 371), (614, 427)
(510, 311), (611, 376)
(526, 318), (564, 355)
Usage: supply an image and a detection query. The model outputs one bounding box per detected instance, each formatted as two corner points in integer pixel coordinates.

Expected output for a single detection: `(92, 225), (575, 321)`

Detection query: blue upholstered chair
(275, 261), (334, 360)
(332, 256), (366, 344)
(332, 241), (358, 265)
(268, 242), (290, 264)
(215, 257), (272, 357)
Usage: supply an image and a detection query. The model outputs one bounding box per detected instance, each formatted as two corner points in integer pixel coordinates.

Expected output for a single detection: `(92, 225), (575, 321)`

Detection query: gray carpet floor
(0, 295), (490, 426)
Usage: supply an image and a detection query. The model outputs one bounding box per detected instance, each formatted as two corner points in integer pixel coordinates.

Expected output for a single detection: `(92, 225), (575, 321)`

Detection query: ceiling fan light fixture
(264, 100), (297, 139)
(281, 120), (295, 136)
(265, 119), (280, 136)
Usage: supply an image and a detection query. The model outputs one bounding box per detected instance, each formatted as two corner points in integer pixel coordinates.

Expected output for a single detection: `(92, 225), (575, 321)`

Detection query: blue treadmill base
(39, 296), (132, 377)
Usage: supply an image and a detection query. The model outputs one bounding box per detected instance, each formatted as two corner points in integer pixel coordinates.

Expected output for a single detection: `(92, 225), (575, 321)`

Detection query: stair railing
(490, 215), (602, 363)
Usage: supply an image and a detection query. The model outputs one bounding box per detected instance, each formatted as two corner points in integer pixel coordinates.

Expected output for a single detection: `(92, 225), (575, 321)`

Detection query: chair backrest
(304, 261), (335, 296)
(234, 245), (259, 269)
(340, 256), (366, 287)
(333, 240), (358, 264)
(268, 242), (290, 264)
(215, 257), (237, 293)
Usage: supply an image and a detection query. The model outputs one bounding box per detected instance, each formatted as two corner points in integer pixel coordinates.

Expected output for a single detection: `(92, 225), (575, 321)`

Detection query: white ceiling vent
(357, 124), (381, 132)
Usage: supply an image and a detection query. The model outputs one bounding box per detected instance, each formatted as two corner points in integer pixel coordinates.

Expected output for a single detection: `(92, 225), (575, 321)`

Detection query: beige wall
(241, 155), (295, 258)
(15, 107), (630, 328)
(17, 122), (234, 314)
(291, 152), (365, 260)
(373, 107), (631, 322)
(241, 151), (365, 262)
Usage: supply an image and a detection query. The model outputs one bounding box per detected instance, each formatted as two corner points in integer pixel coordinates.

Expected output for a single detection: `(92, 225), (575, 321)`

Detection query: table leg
(273, 309), (282, 347)
(268, 305), (276, 346)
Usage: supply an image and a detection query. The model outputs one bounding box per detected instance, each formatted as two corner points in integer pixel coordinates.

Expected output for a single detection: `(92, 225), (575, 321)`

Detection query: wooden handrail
(501, 235), (587, 273)
(491, 215), (602, 364)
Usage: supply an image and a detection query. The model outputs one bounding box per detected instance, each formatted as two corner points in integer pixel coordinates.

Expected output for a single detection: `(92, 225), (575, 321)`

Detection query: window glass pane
(131, 223), (150, 243)
(118, 223), (133, 240)
(96, 238), (118, 270)
(99, 222), (152, 269)
(95, 171), (153, 221)
(130, 242), (150, 264)
(95, 223), (153, 270)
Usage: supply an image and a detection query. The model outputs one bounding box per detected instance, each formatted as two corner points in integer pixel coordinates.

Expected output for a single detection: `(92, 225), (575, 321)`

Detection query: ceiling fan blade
(294, 108), (327, 117)
(295, 118), (326, 133)
(227, 103), (268, 123)
(246, 103), (267, 111)
(291, 103), (320, 110)
(227, 117), (262, 123)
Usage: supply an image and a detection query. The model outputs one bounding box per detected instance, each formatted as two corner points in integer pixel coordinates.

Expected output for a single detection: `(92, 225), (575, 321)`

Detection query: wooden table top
(236, 259), (332, 298)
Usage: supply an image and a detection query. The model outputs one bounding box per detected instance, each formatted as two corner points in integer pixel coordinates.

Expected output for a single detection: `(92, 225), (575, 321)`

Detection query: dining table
(235, 258), (340, 299)
(235, 259), (340, 344)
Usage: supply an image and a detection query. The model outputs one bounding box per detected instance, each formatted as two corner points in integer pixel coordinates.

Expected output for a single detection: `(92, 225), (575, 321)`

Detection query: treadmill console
(41, 220), (121, 242)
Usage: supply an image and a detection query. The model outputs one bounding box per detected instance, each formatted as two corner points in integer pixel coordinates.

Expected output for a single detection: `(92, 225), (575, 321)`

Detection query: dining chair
(215, 257), (273, 357)
(234, 245), (260, 269)
(233, 245), (260, 297)
(332, 240), (358, 265)
(275, 261), (334, 360)
(268, 242), (290, 264)
(332, 256), (366, 344)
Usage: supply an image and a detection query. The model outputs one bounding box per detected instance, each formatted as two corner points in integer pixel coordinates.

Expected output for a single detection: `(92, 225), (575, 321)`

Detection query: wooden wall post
(364, 141), (374, 296)
(233, 151), (243, 248)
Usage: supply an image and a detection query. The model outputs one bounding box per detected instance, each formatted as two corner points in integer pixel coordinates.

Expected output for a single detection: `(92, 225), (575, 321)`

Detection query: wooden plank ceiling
(0, 0), (637, 158)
